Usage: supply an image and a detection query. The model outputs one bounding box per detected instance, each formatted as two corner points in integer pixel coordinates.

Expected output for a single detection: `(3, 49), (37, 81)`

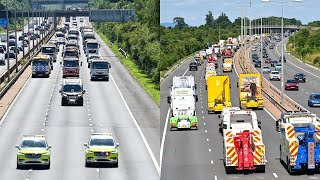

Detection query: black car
(0, 45), (6, 51)
(271, 60), (279, 67)
(5, 51), (16, 59)
(279, 56), (287, 62)
(9, 34), (15, 39)
(254, 60), (261, 67)
(263, 53), (268, 58)
(252, 56), (259, 62)
(8, 40), (16, 46)
(23, 33), (28, 37)
(34, 34), (40, 38)
(189, 61), (198, 71)
(9, 46), (19, 54)
(18, 36), (24, 41)
(294, 73), (306, 83)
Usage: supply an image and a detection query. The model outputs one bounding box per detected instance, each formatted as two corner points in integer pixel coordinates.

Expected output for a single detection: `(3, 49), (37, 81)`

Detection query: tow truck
(278, 112), (320, 174)
(221, 110), (265, 173)
(167, 76), (198, 130)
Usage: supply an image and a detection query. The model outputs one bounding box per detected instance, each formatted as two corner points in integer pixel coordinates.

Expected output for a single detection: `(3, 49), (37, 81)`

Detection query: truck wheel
(287, 158), (293, 175)
(225, 166), (233, 174)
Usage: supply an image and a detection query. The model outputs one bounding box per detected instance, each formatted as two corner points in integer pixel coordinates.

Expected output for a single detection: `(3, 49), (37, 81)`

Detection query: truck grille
(25, 154), (41, 158)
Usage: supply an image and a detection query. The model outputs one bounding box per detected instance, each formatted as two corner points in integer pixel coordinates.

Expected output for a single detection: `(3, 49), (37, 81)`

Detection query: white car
(252, 48), (256, 51)
(269, 71), (281, 81)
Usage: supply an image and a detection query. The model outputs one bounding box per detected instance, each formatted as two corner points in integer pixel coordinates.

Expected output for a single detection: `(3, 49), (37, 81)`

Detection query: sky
(160, 0), (319, 26)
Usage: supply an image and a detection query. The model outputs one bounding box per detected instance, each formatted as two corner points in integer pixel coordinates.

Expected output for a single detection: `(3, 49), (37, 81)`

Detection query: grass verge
(97, 32), (160, 106)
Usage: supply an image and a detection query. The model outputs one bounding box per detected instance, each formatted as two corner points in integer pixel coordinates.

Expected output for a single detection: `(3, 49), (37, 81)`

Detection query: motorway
(0, 17), (50, 79)
(251, 37), (320, 116)
(160, 48), (320, 179)
(0, 17), (159, 180)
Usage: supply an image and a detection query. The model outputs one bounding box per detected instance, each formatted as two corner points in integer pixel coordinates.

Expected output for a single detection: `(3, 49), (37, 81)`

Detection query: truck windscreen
(64, 60), (78, 67)
(92, 62), (108, 69)
(33, 60), (48, 66)
(87, 43), (98, 49)
(42, 47), (55, 54)
(63, 85), (81, 92)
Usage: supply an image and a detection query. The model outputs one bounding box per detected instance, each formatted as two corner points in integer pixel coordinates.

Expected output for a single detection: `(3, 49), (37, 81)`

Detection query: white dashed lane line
(208, 148), (211, 152)
(273, 173), (278, 178)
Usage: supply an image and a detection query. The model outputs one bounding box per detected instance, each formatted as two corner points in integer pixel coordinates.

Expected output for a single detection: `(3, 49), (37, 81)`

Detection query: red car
(208, 54), (218, 67)
(265, 58), (271, 63)
(285, 80), (299, 90)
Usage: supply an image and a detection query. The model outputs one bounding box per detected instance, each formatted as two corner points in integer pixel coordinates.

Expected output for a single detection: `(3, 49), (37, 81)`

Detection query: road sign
(0, 18), (8, 27)
(32, 2), (39, 10)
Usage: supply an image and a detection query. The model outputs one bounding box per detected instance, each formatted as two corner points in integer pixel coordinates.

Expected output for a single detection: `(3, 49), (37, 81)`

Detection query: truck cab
(62, 57), (81, 78)
(41, 43), (57, 62)
(32, 55), (53, 78)
(59, 78), (85, 106)
(89, 59), (111, 81)
(167, 76), (198, 130)
(276, 112), (319, 132)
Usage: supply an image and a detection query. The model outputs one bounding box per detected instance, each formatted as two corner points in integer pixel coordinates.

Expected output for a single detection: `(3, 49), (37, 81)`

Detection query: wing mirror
(167, 96), (171, 104)
(276, 119), (281, 132)
(258, 120), (262, 129)
(51, 65), (53, 70)
(109, 63), (111, 69)
(115, 143), (120, 148)
(47, 145), (52, 149)
(15, 145), (20, 150)
(83, 143), (88, 147)
(60, 61), (62, 65)
(59, 90), (62, 93)
(83, 90), (86, 94)
(218, 115), (221, 119)
(81, 62), (83, 66)
(194, 95), (198, 102)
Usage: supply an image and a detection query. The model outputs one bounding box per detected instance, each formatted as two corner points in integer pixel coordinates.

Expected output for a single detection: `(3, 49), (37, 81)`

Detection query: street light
(262, 0), (303, 105)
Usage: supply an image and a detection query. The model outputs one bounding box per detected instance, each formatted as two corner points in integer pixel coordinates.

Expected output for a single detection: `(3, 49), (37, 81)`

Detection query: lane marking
(160, 109), (170, 169)
(209, 148), (211, 152)
(207, 138), (209, 142)
(0, 75), (31, 126)
(211, 160), (213, 165)
(205, 130), (207, 133)
(273, 173), (278, 178)
(214, 175), (218, 180)
(182, 67), (189, 76)
(110, 73), (160, 175)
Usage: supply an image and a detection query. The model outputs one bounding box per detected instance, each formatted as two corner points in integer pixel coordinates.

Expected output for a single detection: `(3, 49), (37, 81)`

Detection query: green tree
(205, 11), (214, 27)
(215, 13), (232, 28)
(173, 17), (187, 29)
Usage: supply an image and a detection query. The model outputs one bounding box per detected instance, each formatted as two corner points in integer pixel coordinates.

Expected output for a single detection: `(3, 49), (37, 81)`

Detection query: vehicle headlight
(62, 93), (67, 97)
(111, 150), (118, 154)
(86, 150), (93, 154)
(43, 152), (50, 156)
(17, 152), (24, 156)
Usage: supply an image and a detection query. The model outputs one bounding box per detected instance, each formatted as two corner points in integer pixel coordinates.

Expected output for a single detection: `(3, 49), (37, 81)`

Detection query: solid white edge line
(214, 175), (218, 180)
(160, 108), (170, 170)
(0, 74), (31, 126)
(110, 73), (160, 175)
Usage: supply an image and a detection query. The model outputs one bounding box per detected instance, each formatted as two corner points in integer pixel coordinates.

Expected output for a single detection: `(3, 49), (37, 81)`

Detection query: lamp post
(262, 0), (303, 104)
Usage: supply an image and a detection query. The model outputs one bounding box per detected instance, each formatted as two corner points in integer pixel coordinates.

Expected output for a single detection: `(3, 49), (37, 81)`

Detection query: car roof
(295, 73), (304, 75)
(271, 71), (279, 73)
(90, 133), (114, 139)
(63, 78), (82, 85)
(22, 135), (46, 141)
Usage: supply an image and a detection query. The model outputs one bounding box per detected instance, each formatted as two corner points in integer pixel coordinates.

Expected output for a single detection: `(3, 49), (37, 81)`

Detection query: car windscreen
(56, 33), (64, 37)
(64, 60), (78, 67)
(287, 80), (296, 83)
(21, 140), (46, 148)
(86, 43), (98, 49)
(312, 95), (320, 99)
(64, 51), (78, 57)
(63, 84), (81, 92)
(33, 60), (48, 66)
(89, 138), (114, 146)
(92, 62), (108, 69)
(68, 36), (78, 40)
(42, 47), (55, 53)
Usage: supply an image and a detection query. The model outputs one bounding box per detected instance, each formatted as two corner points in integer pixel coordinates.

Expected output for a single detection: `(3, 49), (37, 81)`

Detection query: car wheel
(16, 161), (22, 169)
(114, 161), (118, 168)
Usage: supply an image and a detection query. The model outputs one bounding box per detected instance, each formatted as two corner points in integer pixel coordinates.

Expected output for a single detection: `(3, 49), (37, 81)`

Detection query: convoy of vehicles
(167, 76), (198, 130)
(207, 76), (231, 113)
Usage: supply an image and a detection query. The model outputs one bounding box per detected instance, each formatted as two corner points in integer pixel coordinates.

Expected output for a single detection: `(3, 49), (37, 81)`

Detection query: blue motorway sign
(0, 18), (8, 27)
(32, 2), (39, 10)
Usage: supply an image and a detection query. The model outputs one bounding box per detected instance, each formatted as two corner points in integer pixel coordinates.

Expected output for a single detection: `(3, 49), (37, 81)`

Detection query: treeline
(287, 29), (320, 67)
(90, 0), (160, 84)
(160, 12), (302, 74)
(308, 21), (320, 27)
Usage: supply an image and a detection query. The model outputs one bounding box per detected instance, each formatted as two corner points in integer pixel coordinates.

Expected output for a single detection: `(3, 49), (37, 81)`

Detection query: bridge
(246, 25), (301, 33)
(0, 9), (135, 22)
